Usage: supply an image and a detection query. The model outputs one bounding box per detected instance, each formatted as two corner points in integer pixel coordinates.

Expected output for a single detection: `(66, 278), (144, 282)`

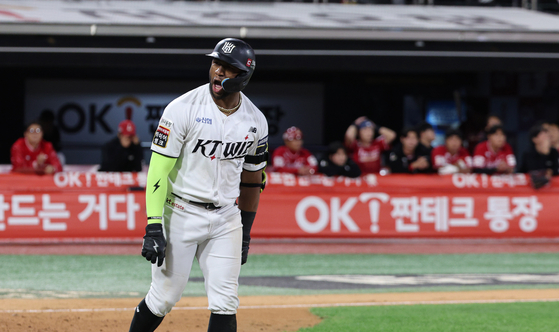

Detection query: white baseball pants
(145, 195), (242, 317)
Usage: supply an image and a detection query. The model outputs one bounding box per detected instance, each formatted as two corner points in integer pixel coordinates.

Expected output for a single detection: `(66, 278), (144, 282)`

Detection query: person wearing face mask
(318, 141), (361, 178)
(472, 125), (516, 174)
(11, 121), (63, 175)
(99, 120), (144, 172)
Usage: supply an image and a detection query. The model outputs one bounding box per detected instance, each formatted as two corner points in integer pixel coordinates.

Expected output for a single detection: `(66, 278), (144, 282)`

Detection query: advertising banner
(25, 79), (324, 163)
(1, 173), (559, 241)
(254, 173), (559, 238)
(0, 192), (145, 241)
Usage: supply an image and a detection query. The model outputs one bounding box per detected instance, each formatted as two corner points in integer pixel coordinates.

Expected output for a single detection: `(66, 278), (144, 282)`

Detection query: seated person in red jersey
(344, 116), (396, 174)
(11, 121), (63, 175)
(472, 125), (516, 174)
(272, 126), (318, 175)
(387, 127), (430, 174)
(431, 129), (472, 174)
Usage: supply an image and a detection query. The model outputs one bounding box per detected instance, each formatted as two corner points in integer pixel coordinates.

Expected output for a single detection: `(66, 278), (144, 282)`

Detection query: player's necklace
(216, 95), (242, 115)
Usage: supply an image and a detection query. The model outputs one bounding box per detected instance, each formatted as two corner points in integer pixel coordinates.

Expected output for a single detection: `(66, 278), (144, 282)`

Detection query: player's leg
(129, 202), (202, 332)
(128, 298), (164, 332)
(197, 205), (243, 332)
(207, 312), (237, 332)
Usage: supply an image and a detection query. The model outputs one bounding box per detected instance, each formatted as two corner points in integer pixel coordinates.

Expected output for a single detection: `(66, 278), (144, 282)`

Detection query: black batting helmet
(206, 38), (256, 92)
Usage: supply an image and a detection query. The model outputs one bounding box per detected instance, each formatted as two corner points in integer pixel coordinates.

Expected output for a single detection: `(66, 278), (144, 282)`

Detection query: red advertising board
(1, 172), (559, 241)
(253, 173), (559, 238)
(0, 172), (146, 242)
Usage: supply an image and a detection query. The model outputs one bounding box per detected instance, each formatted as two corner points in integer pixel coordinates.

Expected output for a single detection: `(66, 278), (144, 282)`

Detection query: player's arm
(239, 132), (268, 265)
(142, 152), (177, 267)
(238, 169), (264, 265)
(238, 170), (263, 211)
(146, 152), (176, 221)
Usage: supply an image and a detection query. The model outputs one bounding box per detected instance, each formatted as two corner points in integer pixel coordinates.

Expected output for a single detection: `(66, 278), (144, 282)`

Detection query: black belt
(171, 193), (221, 210)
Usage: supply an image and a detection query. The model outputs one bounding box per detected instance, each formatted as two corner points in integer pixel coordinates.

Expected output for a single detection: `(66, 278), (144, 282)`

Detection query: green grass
(1, 253), (558, 298)
(240, 253), (559, 276)
(299, 301), (559, 332)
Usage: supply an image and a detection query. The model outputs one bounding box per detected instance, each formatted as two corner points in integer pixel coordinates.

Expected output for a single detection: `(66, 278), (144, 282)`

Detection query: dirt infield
(2, 290), (559, 332)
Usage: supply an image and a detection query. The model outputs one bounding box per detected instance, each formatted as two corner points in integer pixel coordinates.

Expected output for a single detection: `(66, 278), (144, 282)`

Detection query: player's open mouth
(212, 80), (223, 94)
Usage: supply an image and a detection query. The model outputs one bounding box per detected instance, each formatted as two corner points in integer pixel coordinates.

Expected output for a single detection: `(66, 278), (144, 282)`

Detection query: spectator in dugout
(472, 125), (516, 174)
(431, 128), (472, 175)
(415, 121), (436, 171)
(344, 116), (396, 174)
(318, 141), (361, 178)
(545, 122), (559, 152)
(519, 124), (559, 177)
(11, 120), (63, 175)
(272, 126), (318, 175)
(387, 127), (430, 174)
(99, 120), (144, 172)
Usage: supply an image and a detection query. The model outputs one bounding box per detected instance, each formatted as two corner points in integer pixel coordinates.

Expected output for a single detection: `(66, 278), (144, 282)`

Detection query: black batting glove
(241, 240), (250, 265)
(240, 210), (256, 265)
(142, 223), (166, 267)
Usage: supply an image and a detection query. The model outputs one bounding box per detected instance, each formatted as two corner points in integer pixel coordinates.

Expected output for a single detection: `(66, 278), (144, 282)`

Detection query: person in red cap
(99, 120), (144, 172)
(272, 126), (318, 175)
(11, 120), (63, 175)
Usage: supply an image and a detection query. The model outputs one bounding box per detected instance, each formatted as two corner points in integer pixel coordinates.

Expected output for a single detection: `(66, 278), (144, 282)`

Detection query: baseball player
(128, 38), (268, 332)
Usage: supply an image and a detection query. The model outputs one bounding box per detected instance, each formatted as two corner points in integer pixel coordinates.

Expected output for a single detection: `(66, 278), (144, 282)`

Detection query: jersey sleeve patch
(159, 117), (173, 128)
(153, 126), (170, 148)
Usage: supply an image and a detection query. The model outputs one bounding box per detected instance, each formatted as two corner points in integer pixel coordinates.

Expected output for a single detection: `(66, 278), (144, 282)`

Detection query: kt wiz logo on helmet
(221, 42), (236, 54)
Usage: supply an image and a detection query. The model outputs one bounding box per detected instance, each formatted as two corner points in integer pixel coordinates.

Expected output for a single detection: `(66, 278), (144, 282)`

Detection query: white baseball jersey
(151, 84), (268, 207)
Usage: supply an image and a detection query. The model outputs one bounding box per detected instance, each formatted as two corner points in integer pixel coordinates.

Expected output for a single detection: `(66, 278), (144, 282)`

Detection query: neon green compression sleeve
(145, 152), (177, 224)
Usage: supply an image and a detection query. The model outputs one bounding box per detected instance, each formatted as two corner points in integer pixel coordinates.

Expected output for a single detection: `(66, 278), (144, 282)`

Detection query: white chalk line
(2, 298), (559, 314)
